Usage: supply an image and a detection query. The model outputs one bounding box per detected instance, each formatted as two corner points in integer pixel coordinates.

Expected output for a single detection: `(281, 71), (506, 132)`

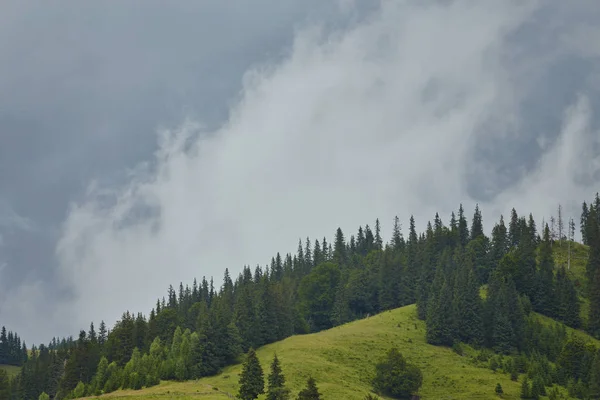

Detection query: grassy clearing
(0, 364), (21, 378)
(551, 240), (589, 325)
(87, 305), (527, 400)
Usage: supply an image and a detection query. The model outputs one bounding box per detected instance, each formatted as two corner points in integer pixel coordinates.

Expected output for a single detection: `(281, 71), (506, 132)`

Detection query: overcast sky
(1, 0), (600, 345)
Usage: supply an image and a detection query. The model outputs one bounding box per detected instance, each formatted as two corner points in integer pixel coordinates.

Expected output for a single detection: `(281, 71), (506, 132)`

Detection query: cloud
(0, 202), (36, 232)
(4, 0), (600, 343)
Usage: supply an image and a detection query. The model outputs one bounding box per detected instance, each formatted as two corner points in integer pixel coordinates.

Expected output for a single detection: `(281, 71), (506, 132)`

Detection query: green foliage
(495, 383), (503, 395)
(372, 347), (423, 399)
(38, 392), (50, 400)
(238, 348), (264, 400)
(72, 381), (86, 398)
(297, 377), (321, 400)
(266, 354), (290, 400)
(0, 369), (10, 400)
(298, 262), (341, 331)
(520, 377), (530, 399)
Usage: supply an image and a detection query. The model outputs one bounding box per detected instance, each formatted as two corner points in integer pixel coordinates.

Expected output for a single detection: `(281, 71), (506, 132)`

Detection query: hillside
(87, 305), (535, 400)
(551, 240), (588, 287)
(0, 364), (21, 378)
(551, 240), (590, 324)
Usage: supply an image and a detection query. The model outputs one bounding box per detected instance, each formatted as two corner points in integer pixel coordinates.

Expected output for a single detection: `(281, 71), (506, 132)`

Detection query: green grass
(0, 364), (21, 378)
(552, 240), (588, 286)
(87, 305), (530, 400)
(551, 240), (590, 325)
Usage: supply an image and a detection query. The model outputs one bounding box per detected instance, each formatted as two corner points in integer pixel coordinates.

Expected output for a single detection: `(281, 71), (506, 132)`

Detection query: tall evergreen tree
(535, 225), (556, 315)
(238, 348), (264, 400)
(297, 377), (321, 400)
(490, 216), (508, 269)
(458, 204), (469, 247)
(581, 201), (590, 244)
(333, 228), (347, 266)
(509, 208), (519, 247)
(471, 204), (484, 241)
(266, 354), (290, 400)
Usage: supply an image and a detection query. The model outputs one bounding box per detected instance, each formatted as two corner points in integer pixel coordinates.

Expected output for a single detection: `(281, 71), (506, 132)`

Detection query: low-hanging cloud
(5, 0), (600, 343)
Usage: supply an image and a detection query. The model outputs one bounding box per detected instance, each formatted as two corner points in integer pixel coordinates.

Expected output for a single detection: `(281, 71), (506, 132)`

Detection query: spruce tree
(588, 350), (600, 399)
(581, 201), (590, 244)
(333, 228), (347, 266)
(266, 354), (290, 400)
(490, 216), (508, 269)
(471, 204), (484, 241)
(458, 204), (469, 247)
(297, 377), (321, 400)
(589, 268), (600, 338)
(426, 269), (455, 346)
(509, 208), (519, 247)
(520, 377), (530, 399)
(0, 369), (9, 400)
(535, 225), (556, 316)
(238, 348), (264, 400)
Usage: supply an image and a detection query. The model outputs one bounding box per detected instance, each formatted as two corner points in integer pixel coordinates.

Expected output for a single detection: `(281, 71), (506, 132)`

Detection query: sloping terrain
(0, 364), (21, 378)
(86, 305), (531, 400)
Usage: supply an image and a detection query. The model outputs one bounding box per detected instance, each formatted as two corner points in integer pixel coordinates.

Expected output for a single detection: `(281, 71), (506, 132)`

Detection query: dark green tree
(372, 348), (422, 399)
(471, 204), (484, 241)
(266, 354), (290, 400)
(535, 225), (556, 315)
(458, 204), (469, 247)
(297, 377), (321, 400)
(238, 348), (264, 400)
(520, 377), (530, 399)
(495, 383), (503, 396)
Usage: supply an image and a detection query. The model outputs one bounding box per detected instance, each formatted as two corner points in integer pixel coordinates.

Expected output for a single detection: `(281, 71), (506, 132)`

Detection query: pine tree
(589, 268), (600, 338)
(535, 225), (556, 315)
(458, 204), (469, 247)
(495, 383), (503, 395)
(238, 348), (264, 400)
(589, 350), (600, 399)
(426, 269), (455, 346)
(297, 377), (321, 400)
(266, 354), (290, 400)
(490, 216), (508, 269)
(582, 201), (590, 244)
(555, 267), (581, 328)
(471, 204), (484, 241)
(374, 219), (383, 251)
(509, 208), (519, 247)
(520, 377), (530, 399)
(333, 228), (347, 266)
(0, 369), (9, 400)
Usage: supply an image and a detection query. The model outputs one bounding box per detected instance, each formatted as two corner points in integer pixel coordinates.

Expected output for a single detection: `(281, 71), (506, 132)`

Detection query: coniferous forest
(2, 196), (600, 399)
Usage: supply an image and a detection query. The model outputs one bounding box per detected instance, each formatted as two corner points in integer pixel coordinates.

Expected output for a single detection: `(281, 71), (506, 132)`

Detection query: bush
(372, 348), (423, 399)
(495, 383), (503, 395)
(452, 341), (464, 356)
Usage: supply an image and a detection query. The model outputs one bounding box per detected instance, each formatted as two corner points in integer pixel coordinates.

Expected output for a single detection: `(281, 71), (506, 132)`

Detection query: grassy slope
(0, 364), (21, 378)
(89, 305), (527, 400)
(551, 240), (589, 324)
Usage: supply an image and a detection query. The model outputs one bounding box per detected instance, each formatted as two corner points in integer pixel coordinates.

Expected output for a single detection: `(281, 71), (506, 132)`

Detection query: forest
(1, 195), (600, 399)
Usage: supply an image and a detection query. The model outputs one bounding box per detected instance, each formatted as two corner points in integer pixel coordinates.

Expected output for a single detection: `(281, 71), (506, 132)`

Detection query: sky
(1, 0), (600, 345)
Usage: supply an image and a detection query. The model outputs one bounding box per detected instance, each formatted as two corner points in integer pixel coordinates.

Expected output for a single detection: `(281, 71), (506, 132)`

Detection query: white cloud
(4, 0), (598, 342)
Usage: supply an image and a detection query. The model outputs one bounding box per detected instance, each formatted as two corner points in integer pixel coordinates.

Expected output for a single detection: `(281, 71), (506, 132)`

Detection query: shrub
(495, 383), (503, 395)
(372, 348), (423, 399)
